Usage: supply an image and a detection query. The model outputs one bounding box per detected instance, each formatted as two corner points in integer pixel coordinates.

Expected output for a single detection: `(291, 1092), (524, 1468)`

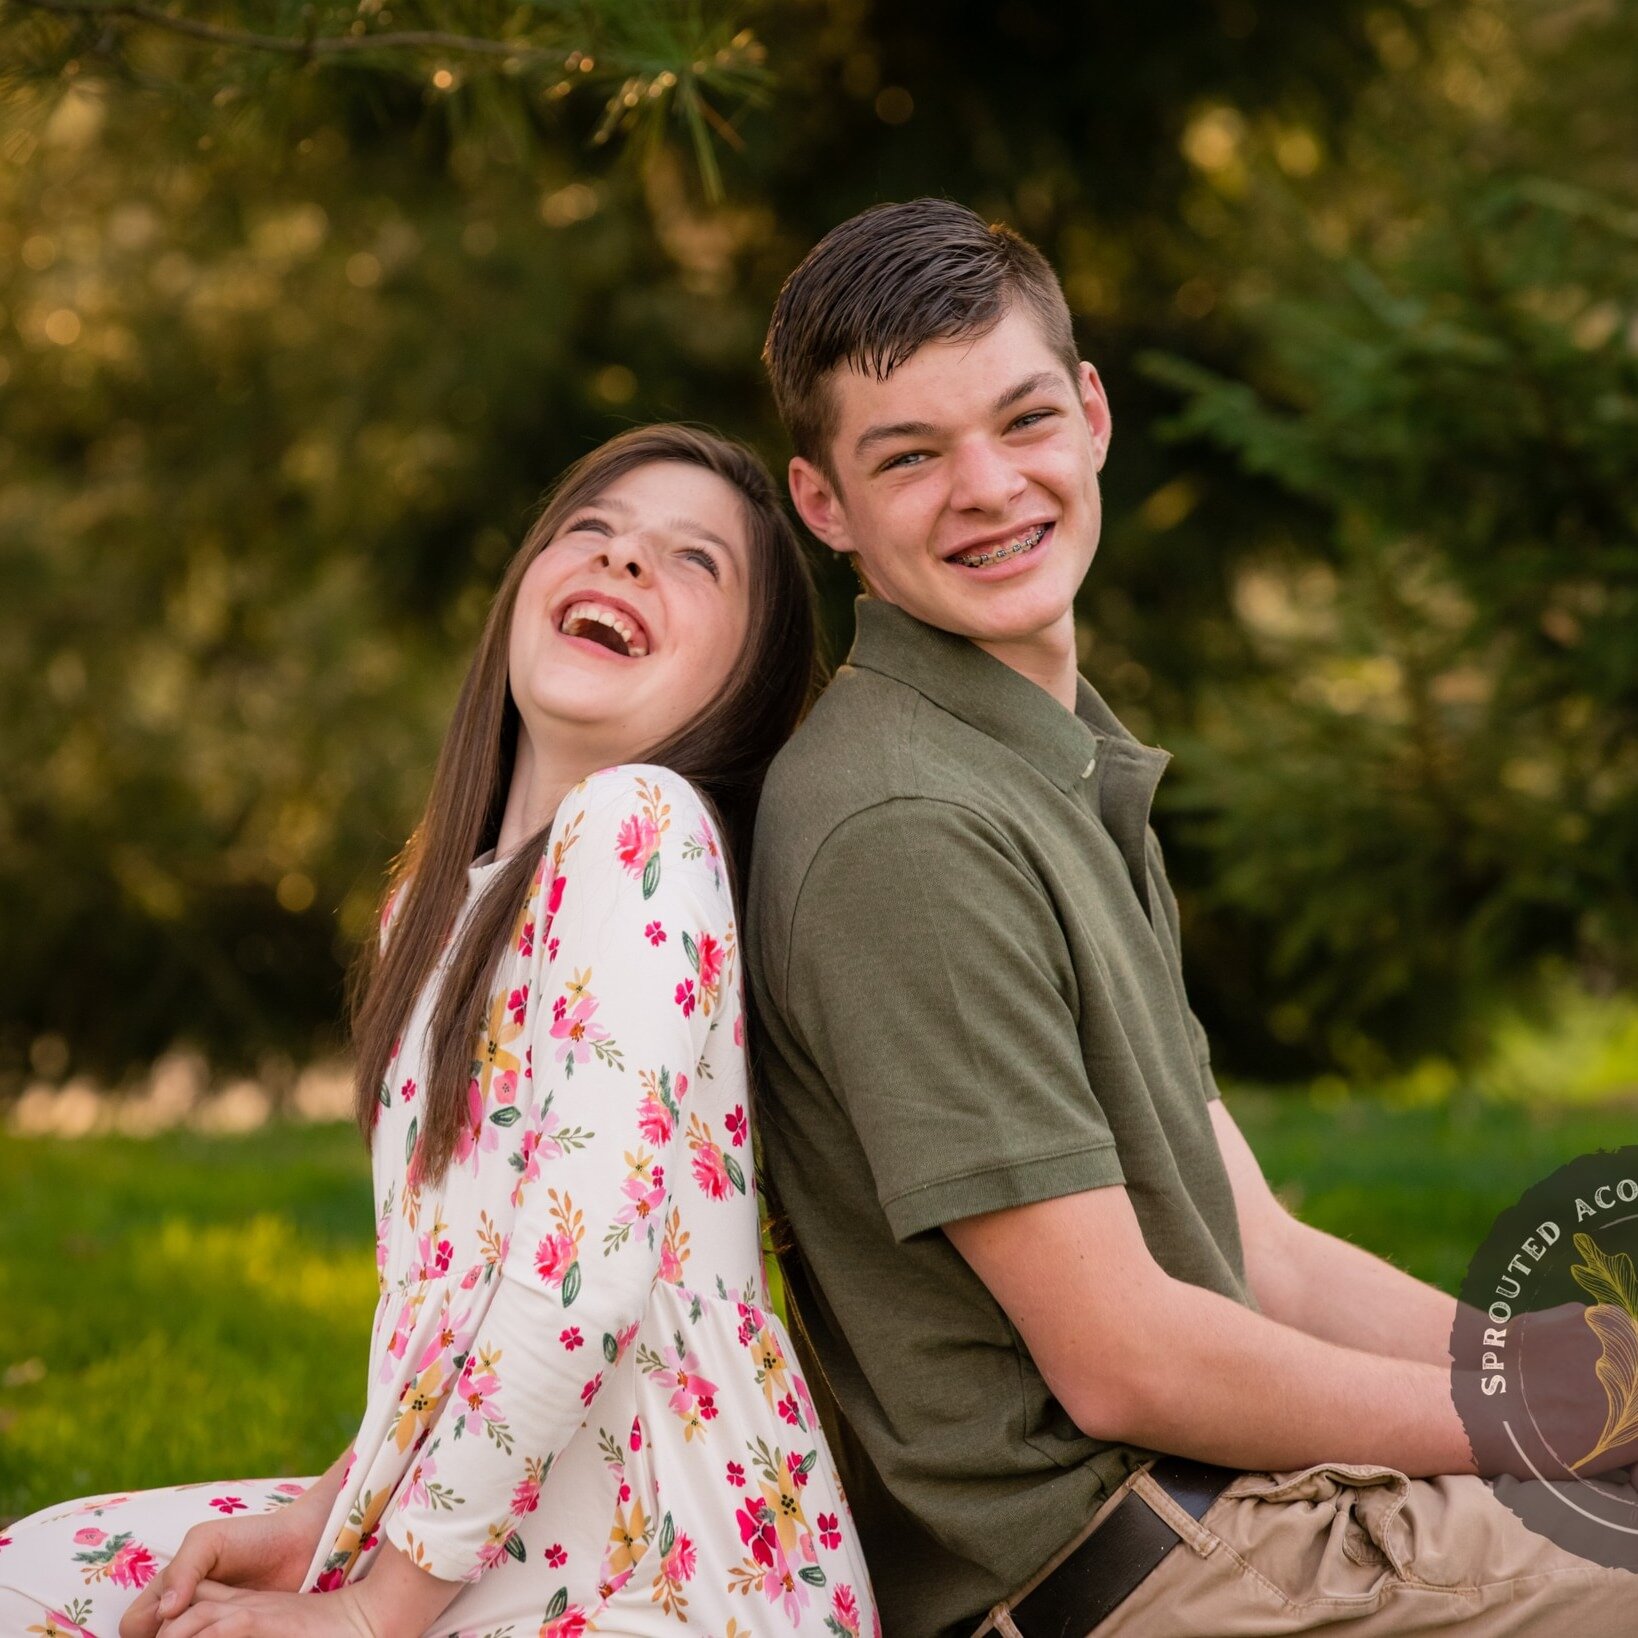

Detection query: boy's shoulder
(751, 662), (1003, 919)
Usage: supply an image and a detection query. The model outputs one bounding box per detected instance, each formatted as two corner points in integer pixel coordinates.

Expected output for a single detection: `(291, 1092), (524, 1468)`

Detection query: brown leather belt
(1005, 1457), (1236, 1637)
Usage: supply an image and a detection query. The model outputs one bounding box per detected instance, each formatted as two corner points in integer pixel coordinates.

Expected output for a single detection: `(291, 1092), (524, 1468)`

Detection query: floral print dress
(0, 766), (877, 1638)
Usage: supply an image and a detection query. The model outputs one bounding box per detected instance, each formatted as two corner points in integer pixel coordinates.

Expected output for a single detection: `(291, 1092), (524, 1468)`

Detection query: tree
(1145, 0), (1638, 1075)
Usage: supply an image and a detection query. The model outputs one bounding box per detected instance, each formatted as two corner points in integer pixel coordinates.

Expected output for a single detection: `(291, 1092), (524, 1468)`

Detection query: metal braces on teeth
(956, 527), (1042, 568)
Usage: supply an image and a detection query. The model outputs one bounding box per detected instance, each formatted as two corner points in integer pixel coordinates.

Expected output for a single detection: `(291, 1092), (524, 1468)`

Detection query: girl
(0, 425), (878, 1638)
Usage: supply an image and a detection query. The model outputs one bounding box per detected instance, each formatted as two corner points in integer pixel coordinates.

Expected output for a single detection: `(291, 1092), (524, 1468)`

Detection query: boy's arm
(943, 1182), (1477, 1477)
(1208, 1099), (1459, 1366)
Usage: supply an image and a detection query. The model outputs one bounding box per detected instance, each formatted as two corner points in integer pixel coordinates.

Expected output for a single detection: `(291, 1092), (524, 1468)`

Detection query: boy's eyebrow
(852, 370), (1072, 459)
(993, 369), (1069, 413)
(582, 492), (733, 555)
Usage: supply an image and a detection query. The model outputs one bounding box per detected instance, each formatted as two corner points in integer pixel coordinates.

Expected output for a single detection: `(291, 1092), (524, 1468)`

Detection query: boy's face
(788, 304), (1112, 662)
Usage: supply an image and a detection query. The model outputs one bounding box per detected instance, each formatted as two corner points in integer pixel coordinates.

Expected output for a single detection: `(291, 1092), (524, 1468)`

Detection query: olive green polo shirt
(746, 598), (1253, 1638)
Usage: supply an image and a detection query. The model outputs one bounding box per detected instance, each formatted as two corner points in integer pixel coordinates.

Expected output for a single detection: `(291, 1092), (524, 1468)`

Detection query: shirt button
(1080, 757), (1097, 779)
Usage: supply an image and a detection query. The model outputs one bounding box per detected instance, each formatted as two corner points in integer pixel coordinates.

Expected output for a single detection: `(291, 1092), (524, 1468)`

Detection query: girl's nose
(594, 542), (653, 584)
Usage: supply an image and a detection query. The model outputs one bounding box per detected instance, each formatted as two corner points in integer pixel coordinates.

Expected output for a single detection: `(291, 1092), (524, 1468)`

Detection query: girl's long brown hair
(348, 425), (817, 1180)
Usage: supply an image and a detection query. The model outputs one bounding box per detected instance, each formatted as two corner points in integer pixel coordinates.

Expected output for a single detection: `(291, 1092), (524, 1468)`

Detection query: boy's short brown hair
(762, 198), (1080, 478)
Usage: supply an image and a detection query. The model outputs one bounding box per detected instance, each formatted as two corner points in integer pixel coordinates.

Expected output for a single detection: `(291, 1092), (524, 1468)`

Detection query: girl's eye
(683, 546), (721, 580)
(564, 515), (612, 536)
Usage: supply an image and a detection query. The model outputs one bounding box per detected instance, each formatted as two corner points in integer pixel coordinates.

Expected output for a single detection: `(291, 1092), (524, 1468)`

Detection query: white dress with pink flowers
(0, 766), (877, 1638)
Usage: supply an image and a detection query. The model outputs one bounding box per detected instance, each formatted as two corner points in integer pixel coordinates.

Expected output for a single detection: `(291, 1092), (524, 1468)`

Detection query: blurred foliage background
(1, 0), (1636, 1098)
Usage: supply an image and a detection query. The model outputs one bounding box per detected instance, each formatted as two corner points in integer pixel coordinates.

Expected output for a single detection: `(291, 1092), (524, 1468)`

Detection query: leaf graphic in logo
(1570, 1233), (1638, 1319)
(1570, 1302), (1638, 1471)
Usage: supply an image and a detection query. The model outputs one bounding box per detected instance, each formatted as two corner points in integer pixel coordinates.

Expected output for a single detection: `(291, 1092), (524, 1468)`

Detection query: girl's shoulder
(551, 762), (714, 841)
(545, 765), (727, 907)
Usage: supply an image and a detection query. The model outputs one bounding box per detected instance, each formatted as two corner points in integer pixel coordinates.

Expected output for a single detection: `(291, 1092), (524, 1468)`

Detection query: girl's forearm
(284, 1443), (356, 1539)
(349, 1540), (462, 1636)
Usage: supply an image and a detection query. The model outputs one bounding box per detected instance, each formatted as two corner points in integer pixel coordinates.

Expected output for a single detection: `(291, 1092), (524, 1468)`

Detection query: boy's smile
(787, 303), (1113, 706)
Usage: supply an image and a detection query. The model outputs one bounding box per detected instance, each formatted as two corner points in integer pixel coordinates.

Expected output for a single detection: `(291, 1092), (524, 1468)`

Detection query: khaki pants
(977, 1461), (1636, 1636)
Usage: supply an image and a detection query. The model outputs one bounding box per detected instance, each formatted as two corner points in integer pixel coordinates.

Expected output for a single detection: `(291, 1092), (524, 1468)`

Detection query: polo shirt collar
(846, 596), (1170, 795)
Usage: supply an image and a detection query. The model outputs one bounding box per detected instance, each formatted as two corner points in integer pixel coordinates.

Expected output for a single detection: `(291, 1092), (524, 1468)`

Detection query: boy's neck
(969, 612), (1080, 712)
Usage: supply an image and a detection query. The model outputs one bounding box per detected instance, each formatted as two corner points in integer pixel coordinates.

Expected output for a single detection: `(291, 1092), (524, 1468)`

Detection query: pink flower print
(579, 1371), (603, 1407)
(663, 1530), (697, 1583)
(414, 1305), (472, 1375)
(795, 1370), (819, 1432)
(692, 1143), (731, 1201)
(734, 1010), (745, 1047)
(510, 1472), (542, 1515)
(725, 1104), (748, 1147)
(315, 1566), (347, 1592)
(833, 1584), (863, 1636)
(517, 916), (535, 958)
(658, 1235), (685, 1286)
(411, 1230), (453, 1284)
(726, 1461), (746, 1487)
(786, 1450), (810, 1489)
(506, 984), (529, 1027)
(630, 1415), (644, 1452)
(616, 814), (660, 876)
(777, 1393), (801, 1425)
(399, 1077), (416, 1102)
(492, 1068), (518, 1106)
(535, 1231), (577, 1288)
(546, 1542), (567, 1568)
(455, 1356), (504, 1434)
(453, 1076), (498, 1169)
(735, 1498), (777, 1568)
(110, 1539), (157, 1589)
(560, 1326), (583, 1351)
(662, 1345), (718, 1419)
(637, 1092), (673, 1145)
(818, 1511), (842, 1550)
(674, 979), (696, 1017)
(276, 1481), (307, 1496)
(607, 1322), (638, 1365)
(551, 995), (608, 1065)
(73, 1527), (105, 1546)
(644, 920), (667, 945)
(614, 1165), (666, 1228)
(476, 1531), (514, 1574)
(209, 1496), (246, 1514)
(696, 931), (724, 989)
(401, 1452), (437, 1510)
(543, 1609), (588, 1638)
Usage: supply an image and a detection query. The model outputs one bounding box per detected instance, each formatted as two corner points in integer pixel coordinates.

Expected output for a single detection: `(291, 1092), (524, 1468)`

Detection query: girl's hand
(120, 1511), (322, 1638)
(155, 1580), (377, 1638)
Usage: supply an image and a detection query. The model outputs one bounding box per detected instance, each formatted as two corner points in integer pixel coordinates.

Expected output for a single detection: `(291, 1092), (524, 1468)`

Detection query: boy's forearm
(1255, 1216), (1459, 1367)
(1104, 1276), (1476, 1478)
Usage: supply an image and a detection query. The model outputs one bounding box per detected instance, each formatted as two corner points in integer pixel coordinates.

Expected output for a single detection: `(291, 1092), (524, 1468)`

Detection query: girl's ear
(788, 457), (856, 557)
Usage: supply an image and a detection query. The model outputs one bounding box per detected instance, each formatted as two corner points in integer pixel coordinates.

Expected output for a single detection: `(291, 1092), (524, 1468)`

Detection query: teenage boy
(745, 199), (1634, 1636)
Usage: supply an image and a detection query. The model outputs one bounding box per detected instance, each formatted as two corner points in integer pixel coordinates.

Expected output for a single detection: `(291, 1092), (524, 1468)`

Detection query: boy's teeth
(953, 523), (1046, 568)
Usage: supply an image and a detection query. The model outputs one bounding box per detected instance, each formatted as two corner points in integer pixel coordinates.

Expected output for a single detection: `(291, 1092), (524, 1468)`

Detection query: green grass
(0, 1123), (375, 1523)
(3, 1095), (1634, 1523)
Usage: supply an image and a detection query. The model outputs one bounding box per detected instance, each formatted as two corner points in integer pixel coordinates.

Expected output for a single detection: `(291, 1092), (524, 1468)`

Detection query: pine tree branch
(8, 0), (574, 64)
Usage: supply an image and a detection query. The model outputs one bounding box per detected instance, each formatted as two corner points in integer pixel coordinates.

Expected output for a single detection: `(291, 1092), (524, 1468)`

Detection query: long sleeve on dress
(382, 767), (734, 1583)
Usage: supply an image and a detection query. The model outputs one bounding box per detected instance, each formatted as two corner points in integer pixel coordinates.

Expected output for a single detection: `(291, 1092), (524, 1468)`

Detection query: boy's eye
(880, 451), (927, 473)
(1011, 409), (1056, 431)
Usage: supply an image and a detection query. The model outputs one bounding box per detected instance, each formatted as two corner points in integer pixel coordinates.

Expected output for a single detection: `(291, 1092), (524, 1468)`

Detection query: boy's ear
(788, 456), (856, 556)
(1078, 360), (1113, 471)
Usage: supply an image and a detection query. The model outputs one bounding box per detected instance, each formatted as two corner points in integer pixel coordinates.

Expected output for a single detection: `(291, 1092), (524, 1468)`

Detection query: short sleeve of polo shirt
(784, 795), (1125, 1241)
